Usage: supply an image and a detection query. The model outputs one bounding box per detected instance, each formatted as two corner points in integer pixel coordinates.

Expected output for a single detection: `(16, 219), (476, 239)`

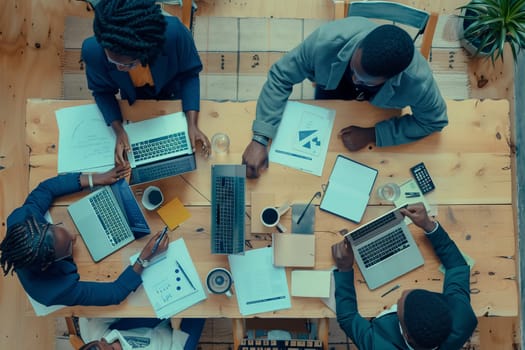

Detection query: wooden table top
(24, 98), (516, 318)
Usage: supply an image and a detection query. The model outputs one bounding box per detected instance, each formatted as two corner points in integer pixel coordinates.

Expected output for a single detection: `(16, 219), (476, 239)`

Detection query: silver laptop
(125, 112), (196, 185)
(344, 207), (423, 289)
(68, 179), (150, 262)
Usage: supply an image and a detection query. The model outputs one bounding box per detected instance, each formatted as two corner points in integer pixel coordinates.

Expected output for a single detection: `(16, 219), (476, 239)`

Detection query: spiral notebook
(320, 155), (378, 223)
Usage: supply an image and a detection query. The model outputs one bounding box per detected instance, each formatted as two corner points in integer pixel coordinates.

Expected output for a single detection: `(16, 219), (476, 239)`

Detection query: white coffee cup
(206, 267), (233, 297)
(260, 203), (291, 232)
(141, 186), (164, 210)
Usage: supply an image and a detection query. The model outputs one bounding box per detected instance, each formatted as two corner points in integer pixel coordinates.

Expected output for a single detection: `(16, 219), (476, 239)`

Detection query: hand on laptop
(331, 239), (354, 272)
(400, 203), (436, 232)
(188, 125), (211, 158)
(338, 126), (376, 151)
(111, 121), (131, 166)
(242, 141), (269, 179)
(93, 164), (131, 185)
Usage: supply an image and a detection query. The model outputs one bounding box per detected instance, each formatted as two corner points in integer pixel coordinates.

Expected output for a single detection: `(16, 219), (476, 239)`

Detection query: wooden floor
(0, 1), (519, 349)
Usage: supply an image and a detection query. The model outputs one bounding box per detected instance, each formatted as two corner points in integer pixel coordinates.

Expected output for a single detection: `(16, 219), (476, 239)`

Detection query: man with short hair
(242, 18), (448, 178)
(331, 203), (477, 349)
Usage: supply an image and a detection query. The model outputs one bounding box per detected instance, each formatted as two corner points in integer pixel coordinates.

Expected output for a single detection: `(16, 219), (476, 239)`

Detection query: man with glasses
(331, 203), (477, 349)
(82, 0), (210, 166)
(242, 19), (448, 178)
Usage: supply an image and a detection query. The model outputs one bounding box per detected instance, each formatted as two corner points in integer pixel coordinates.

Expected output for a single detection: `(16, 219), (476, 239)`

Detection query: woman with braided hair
(82, 0), (210, 166)
(0, 164), (169, 306)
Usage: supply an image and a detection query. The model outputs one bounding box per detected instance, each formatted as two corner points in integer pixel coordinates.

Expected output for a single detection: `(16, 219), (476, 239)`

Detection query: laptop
(210, 164), (246, 255)
(125, 112), (196, 185)
(68, 179), (150, 262)
(344, 207), (424, 289)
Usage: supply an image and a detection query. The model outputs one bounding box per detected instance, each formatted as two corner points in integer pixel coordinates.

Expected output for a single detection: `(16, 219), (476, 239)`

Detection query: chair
(65, 316), (85, 350)
(347, 1), (438, 60)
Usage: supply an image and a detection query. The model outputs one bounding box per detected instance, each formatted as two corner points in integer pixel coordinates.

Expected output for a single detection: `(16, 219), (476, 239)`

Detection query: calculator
(410, 162), (435, 194)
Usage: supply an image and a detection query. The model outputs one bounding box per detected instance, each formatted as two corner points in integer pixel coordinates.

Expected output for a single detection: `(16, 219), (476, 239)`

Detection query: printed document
(269, 101), (335, 176)
(56, 104), (115, 173)
(130, 238), (206, 319)
(228, 247), (291, 316)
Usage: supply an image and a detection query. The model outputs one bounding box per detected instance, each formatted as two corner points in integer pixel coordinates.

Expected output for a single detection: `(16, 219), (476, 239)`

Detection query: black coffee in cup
(262, 207), (279, 225)
(148, 189), (163, 206)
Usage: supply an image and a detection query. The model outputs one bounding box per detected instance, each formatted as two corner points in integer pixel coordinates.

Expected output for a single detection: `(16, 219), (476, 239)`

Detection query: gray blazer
(253, 17), (448, 147)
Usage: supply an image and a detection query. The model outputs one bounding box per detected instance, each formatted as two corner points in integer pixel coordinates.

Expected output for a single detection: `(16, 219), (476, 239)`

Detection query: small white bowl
(141, 186), (164, 210)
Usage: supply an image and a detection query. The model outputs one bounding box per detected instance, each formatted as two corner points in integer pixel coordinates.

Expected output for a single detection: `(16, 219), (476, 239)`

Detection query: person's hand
(188, 124), (211, 158)
(93, 163), (131, 185)
(331, 239), (355, 272)
(139, 229), (169, 261)
(400, 203), (436, 232)
(242, 141), (269, 179)
(114, 128), (131, 166)
(339, 126), (376, 151)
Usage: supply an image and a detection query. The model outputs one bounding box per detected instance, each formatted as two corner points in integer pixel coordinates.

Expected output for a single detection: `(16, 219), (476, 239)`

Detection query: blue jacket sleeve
(334, 269), (377, 350)
(81, 37), (123, 125)
(7, 173), (82, 226)
(427, 225), (478, 349)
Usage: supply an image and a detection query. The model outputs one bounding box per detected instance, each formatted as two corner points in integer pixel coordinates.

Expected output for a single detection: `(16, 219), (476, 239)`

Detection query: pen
(380, 284), (400, 298)
(297, 191), (322, 225)
(151, 226), (168, 254)
(405, 192), (420, 198)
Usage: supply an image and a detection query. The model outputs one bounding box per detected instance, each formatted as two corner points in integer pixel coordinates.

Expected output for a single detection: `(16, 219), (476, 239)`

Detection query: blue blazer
(334, 225), (478, 350)
(82, 16), (202, 125)
(6, 174), (142, 306)
(253, 17), (448, 147)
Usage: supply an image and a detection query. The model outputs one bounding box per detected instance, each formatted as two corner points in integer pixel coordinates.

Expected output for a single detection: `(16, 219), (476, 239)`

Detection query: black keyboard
(238, 339), (323, 350)
(89, 189), (132, 246)
(131, 132), (189, 162)
(357, 227), (409, 268)
(211, 165), (246, 255)
(350, 211), (397, 241)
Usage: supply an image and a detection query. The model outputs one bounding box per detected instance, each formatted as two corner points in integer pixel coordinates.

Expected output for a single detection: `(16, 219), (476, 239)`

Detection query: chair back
(348, 1), (429, 41)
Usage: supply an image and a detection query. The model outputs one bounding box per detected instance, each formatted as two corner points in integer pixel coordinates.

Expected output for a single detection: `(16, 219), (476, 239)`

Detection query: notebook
(68, 179), (150, 262)
(320, 155), (378, 223)
(344, 207), (424, 290)
(210, 164), (246, 255)
(291, 270), (331, 298)
(125, 112), (196, 185)
(272, 233), (315, 267)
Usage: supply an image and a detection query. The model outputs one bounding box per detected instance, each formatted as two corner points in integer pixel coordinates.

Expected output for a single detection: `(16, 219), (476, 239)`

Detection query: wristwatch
(252, 134), (270, 147)
(136, 256), (150, 268)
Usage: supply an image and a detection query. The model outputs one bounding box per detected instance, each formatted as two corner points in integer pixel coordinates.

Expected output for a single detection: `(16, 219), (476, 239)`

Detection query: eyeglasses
(106, 54), (140, 69)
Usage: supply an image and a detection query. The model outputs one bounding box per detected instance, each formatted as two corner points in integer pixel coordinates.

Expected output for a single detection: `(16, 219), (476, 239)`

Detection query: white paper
(130, 238), (206, 319)
(27, 294), (66, 316)
(291, 270), (331, 297)
(56, 104), (116, 173)
(393, 179), (436, 225)
(228, 247), (291, 316)
(269, 101), (335, 176)
(320, 269), (337, 313)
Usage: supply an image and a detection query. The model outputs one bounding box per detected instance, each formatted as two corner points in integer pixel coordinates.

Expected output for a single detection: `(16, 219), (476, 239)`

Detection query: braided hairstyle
(93, 0), (167, 65)
(0, 216), (56, 275)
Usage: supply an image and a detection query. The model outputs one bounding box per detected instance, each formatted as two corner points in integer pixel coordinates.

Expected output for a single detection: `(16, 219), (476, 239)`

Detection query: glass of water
(377, 183), (401, 202)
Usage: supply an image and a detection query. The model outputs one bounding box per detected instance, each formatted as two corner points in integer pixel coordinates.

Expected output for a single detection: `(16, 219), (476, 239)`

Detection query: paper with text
(228, 247), (291, 315)
(269, 101), (335, 176)
(56, 104), (115, 173)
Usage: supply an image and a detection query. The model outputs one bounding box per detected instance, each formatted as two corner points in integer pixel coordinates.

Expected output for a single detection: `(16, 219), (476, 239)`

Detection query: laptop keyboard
(211, 174), (245, 254)
(89, 190), (132, 247)
(350, 211), (397, 241)
(358, 227), (409, 268)
(131, 155), (195, 184)
(131, 132), (189, 162)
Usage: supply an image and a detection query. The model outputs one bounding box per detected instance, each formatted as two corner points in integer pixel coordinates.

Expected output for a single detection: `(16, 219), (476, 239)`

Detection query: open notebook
(320, 155), (378, 223)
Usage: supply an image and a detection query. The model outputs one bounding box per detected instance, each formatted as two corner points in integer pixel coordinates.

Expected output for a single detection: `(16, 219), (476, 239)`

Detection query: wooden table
(25, 98), (516, 348)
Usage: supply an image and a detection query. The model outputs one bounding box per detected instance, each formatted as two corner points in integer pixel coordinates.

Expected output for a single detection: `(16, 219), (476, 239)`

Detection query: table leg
(317, 318), (329, 350)
(232, 318), (245, 350)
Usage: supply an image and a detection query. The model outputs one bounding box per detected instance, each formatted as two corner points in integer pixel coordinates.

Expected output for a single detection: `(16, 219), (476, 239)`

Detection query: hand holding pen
(140, 226), (169, 261)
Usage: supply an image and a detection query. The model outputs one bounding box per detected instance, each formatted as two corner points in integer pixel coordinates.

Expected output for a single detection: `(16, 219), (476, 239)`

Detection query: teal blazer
(334, 225), (477, 349)
(253, 17), (448, 147)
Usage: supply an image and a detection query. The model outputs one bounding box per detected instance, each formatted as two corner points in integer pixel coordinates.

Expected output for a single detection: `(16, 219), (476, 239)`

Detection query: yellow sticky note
(156, 197), (191, 230)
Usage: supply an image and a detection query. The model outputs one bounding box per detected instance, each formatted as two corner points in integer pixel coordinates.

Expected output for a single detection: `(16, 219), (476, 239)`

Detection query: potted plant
(458, 0), (525, 62)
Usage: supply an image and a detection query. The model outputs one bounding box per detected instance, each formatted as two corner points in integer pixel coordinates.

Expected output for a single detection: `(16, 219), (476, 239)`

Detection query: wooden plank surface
(26, 99), (512, 207)
(23, 98), (516, 319)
